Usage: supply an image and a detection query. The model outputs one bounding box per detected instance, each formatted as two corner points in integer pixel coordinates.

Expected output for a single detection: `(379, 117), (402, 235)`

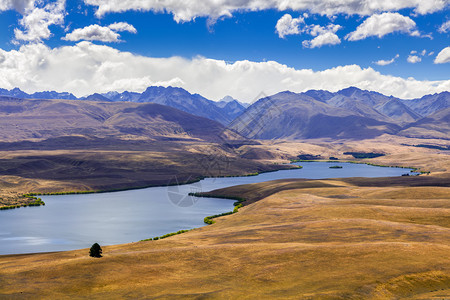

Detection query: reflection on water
(0, 162), (413, 255)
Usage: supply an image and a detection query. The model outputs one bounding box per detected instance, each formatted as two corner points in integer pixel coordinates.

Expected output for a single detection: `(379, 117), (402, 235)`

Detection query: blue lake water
(0, 162), (414, 255)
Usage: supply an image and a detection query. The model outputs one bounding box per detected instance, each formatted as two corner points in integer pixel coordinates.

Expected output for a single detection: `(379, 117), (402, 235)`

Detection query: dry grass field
(0, 140), (449, 299)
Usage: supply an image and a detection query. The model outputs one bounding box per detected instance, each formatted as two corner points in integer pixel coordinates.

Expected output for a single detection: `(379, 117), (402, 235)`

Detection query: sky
(0, 0), (449, 102)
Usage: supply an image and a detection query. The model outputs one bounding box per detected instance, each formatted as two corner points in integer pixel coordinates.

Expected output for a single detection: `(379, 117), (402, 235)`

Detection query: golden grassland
(0, 176), (448, 299)
(0, 137), (449, 299)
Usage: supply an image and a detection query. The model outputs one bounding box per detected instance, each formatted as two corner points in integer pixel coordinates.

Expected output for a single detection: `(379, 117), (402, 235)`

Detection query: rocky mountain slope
(230, 87), (449, 140)
(0, 96), (241, 144)
(0, 87), (246, 125)
(1, 86), (448, 140)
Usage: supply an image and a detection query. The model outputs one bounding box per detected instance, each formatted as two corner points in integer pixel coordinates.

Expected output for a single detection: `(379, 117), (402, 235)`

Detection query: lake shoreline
(28, 159), (422, 198)
(0, 161), (419, 256)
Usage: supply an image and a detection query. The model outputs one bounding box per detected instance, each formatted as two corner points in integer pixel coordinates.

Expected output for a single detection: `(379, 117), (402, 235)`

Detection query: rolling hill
(0, 96), (240, 144)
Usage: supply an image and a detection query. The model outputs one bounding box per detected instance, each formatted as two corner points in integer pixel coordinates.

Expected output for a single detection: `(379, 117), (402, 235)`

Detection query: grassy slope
(0, 138), (449, 298)
(0, 174), (449, 299)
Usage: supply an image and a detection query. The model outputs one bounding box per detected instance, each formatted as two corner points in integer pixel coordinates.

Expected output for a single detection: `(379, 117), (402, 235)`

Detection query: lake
(0, 162), (414, 255)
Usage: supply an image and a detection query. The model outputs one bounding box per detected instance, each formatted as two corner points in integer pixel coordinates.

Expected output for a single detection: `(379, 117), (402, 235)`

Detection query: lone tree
(89, 243), (102, 258)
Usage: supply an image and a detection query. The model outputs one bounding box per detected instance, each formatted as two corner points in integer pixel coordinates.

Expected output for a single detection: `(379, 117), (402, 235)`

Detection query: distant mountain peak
(84, 93), (111, 102)
(219, 96), (237, 103)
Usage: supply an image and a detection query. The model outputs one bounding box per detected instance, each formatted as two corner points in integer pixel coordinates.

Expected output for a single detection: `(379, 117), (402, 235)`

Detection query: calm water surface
(0, 162), (413, 255)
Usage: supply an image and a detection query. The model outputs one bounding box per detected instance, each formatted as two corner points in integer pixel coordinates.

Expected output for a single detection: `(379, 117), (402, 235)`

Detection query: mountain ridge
(1, 86), (449, 140)
(0, 86), (246, 125)
(229, 87), (449, 140)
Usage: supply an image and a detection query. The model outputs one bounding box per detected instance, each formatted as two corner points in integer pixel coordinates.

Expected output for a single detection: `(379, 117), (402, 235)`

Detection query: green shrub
(89, 243), (102, 258)
(343, 152), (385, 159)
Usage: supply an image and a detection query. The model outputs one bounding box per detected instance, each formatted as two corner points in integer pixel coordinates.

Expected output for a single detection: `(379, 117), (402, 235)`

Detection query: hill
(0, 87), (247, 125)
(1, 86), (449, 140)
(230, 87), (449, 140)
(399, 107), (450, 139)
(229, 91), (401, 140)
(1, 170), (448, 298)
(0, 96), (238, 143)
(401, 91), (450, 116)
(0, 96), (293, 200)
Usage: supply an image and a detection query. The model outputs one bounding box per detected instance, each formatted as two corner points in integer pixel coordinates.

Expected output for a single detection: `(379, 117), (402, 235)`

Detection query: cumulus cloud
(63, 25), (120, 42)
(0, 42), (449, 101)
(13, 0), (66, 43)
(439, 20), (450, 33)
(345, 12), (419, 41)
(275, 14), (341, 48)
(0, 0), (34, 13)
(275, 14), (304, 38)
(302, 24), (341, 48)
(406, 49), (429, 63)
(83, 0), (448, 21)
(434, 47), (450, 64)
(374, 54), (399, 66)
(108, 22), (137, 33)
(63, 22), (136, 42)
(407, 55), (421, 63)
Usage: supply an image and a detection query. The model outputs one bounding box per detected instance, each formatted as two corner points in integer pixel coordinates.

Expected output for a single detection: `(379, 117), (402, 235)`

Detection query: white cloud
(407, 55), (421, 63)
(302, 24), (341, 48)
(108, 22), (137, 33)
(439, 20), (450, 33)
(63, 22), (137, 42)
(83, 0), (448, 21)
(0, 42), (449, 101)
(275, 14), (303, 38)
(407, 49), (429, 61)
(63, 25), (120, 42)
(275, 14), (341, 48)
(346, 12), (419, 41)
(0, 0), (34, 13)
(13, 0), (65, 43)
(374, 54), (399, 66)
(434, 47), (450, 64)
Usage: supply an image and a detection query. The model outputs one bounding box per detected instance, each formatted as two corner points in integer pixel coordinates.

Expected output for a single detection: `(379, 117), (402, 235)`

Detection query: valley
(0, 150), (448, 299)
(1, 1), (449, 298)
(0, 87), (448, 299)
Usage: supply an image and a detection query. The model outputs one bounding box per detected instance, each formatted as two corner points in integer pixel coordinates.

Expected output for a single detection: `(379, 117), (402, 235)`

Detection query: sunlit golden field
(0, 138), (449, 299)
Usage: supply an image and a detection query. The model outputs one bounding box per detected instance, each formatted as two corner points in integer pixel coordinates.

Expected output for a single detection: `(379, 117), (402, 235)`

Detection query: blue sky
(0, 1), (449, 101)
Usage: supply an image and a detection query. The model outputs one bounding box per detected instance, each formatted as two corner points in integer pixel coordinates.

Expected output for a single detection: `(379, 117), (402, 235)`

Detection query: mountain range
(0, 86), (449, 140)
(230, 87), (449, 140)
(0, 87), (246, 125)
(0, 96), (243, 145)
